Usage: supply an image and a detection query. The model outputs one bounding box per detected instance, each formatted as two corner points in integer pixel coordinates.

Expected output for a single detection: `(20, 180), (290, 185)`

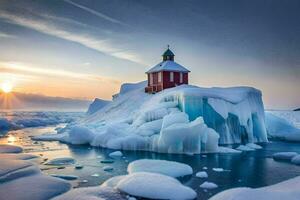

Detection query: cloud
(0, 11), (143, 64)
(0, 32), (16, 38)
(63, 0), (126, 25)
(0, 61), (121, 84)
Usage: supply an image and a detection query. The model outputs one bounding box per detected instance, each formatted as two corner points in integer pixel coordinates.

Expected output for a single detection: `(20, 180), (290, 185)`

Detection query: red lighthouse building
(145, 47), (190, 93)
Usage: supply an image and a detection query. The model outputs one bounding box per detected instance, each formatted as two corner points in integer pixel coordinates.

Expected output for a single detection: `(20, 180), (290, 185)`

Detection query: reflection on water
(1, 124), (300, 200)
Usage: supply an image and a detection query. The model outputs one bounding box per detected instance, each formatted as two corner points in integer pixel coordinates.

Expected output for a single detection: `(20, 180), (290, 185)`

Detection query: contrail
(63, 0), (125, 25)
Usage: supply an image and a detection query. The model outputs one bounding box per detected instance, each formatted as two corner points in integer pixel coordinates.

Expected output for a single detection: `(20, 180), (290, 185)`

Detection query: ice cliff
(86, 98), (111, 115)
(35, 81), (268, 153)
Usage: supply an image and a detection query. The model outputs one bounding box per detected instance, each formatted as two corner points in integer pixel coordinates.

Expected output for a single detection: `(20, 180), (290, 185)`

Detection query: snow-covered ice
(196, 171), (208, 178)
(116, 172), (197, 200)
(127, 159), (193, 178)
(272, 152), (298, 161)
(200, 181), (218, 189)
(35, 82), (268, 154)
(209, 176), (300, 200)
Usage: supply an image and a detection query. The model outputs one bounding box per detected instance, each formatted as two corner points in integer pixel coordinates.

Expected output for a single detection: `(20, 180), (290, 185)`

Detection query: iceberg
(196, 171), (208, 178)
(265, 112), (300, 141)
(35, 81), (268, 154)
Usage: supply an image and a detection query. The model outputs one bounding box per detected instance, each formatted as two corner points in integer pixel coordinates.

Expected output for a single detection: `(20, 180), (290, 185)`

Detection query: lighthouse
(145, 46), (190, 93)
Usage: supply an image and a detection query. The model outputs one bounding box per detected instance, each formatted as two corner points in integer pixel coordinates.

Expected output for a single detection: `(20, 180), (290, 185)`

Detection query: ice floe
(116, 172), (197, 200)
(196, 171), (208, 178)
(109, 151), (123, 157)
(45, 157), (76, 165)
(200, 181), (218, 189)
(272, 152), (298, 161)
(128, 159), (193, 178)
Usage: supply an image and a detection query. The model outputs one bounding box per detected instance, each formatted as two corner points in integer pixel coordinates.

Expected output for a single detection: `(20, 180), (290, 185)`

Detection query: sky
(0, 0), (299, 109)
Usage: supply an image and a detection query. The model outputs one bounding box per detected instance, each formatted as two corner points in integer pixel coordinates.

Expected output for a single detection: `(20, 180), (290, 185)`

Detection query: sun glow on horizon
(1, 81), (13, 93)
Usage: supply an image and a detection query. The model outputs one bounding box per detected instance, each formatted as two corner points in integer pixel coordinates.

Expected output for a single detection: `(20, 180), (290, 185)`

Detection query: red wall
(147, 71), (188, 93)
(162, 71), (188, 89)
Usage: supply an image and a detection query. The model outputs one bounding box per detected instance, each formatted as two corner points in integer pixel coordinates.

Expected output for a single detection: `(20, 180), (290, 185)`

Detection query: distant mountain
(294, 108), (300, 111)
(87, 98), (111, 115)
(0, 92), (91, 111)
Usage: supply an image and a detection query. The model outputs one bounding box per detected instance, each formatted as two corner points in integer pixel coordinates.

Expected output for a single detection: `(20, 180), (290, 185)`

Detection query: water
(1, 110), (300, 199)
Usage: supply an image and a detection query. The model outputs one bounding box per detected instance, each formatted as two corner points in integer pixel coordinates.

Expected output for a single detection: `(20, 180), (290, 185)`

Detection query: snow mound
(265, 112), (300, 141)
(45, 157), (76, 165)
(200, 181), (218, 189)
(87, 98), (111, 115)
(128, 159), (193, 178)
(196, 171), (208, 178)
(273, 152), (298, 161)
(209, 176), (300, 200)
(116, 172), (197, 200)
(0, 144), (23, 153)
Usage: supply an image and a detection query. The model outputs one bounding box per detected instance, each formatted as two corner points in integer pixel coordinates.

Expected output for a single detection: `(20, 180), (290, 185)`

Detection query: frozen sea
(1, 110), (300, 200)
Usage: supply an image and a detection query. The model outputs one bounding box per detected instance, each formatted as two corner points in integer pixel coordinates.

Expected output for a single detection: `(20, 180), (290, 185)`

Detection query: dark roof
(162, 48), (175, 56)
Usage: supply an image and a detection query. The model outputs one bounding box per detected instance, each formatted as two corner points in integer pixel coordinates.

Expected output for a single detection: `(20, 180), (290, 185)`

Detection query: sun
(1, 82), (13, 93)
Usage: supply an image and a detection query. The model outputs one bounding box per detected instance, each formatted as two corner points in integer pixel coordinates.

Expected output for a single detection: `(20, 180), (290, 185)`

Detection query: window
(170, 72), (174, 82)
(180, 73), (183, 83)
(158, 72), (162, 82)
(149, 73), (153, 84)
